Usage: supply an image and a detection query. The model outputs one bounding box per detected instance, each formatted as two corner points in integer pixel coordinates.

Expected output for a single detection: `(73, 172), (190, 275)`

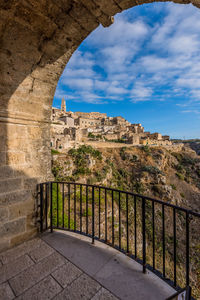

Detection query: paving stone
(91, 287), (118, 300)
(9, 252), (66, 296)
(52, 262), (82, 288)
(0, 254), (34, 284)
(0, 282), (15, 300)
(29, 242), (54, 263)
(17, 275), (62, 300)
(0, 238), (42, 264)
(54, 273), (101, 300)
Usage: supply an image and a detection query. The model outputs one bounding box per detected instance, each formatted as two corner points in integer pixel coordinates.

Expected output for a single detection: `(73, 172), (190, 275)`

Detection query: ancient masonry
(51, 99), (171, 150)
(1, 0), (199, 252)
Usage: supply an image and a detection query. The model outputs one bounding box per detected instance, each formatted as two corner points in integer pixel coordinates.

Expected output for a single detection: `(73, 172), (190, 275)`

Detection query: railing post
(134, 195), (137, 258)
(105, 189), (107, 242)
(152, 201), (155, 270)
(126, 193), (129, 253)
(142, 197), (146, 274)
(50, 182), (53, 233)
(162, 204), (165, 277)
(173, 207), (176, 286)
(92, 186), (95, 244)
(186, 286), (191, 300)
(186, 211), (190, 286)
(40, 183), (43, 233)
(112, 190), (114, 246)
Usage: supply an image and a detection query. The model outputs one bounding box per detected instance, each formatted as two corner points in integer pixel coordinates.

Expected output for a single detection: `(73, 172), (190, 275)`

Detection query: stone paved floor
(0, 237), (118, 300)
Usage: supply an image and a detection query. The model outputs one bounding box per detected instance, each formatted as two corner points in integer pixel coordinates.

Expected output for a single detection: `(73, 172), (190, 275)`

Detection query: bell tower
(61, 98), (66, 112)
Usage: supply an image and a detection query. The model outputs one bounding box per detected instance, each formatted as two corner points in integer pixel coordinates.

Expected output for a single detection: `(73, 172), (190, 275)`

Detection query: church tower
(61, 98), (66, 112)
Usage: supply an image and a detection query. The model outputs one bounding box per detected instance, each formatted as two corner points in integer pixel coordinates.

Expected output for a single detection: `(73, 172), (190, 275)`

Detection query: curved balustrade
(37, 182), (200, 299)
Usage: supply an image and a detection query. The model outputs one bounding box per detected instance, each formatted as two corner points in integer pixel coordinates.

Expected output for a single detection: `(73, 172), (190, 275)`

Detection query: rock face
(1, 0), (200, 251)
(52, 145), (200, 212)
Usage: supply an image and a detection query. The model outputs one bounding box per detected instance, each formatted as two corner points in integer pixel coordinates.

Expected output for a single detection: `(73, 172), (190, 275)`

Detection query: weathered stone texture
(0, 282), (15, 300)
(0, 254), (34, 284)
(17, 275), (62, 300)
(0, 0), (200, 252)
(9, 252), (66, 295)
(52, 262), (82, 288)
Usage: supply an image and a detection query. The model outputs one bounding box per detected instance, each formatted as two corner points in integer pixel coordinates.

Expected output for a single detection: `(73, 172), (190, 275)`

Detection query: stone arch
(0, 0), (199, 250)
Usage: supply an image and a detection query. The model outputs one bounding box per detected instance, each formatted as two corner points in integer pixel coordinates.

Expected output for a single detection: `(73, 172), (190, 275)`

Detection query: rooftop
(0, 230), (175, 300)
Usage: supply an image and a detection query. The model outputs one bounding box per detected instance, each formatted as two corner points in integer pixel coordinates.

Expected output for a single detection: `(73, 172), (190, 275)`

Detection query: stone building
(50, 99), (171, 150)
(76, 117), (101, 128)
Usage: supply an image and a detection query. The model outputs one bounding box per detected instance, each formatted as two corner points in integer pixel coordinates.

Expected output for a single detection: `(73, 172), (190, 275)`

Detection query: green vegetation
(51, 183), (74, 229)
(142, 165), (163, 175)
(105, 138), (127, 143)
(68, 145), (102, 160)
(52, 162), (63, 180)
(88, 132), (102, 140)
(170, 184), (177, 190)
(141, 145), (151, 154)
(51, 149), (60, 155)
(176, 172), (185, 181)
(68, 145), (102, 179)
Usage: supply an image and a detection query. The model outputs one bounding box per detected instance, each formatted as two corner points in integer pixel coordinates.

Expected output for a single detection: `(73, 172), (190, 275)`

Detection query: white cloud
(181, 110), (200, 114)
(54, 2), (200, 110)
(131, 82), (153, 102)
(65, 78), (93, 90)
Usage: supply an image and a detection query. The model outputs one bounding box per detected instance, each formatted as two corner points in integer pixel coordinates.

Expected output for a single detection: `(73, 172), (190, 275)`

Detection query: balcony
(0, 181), (199, 299)
(0, 230), (177, 300)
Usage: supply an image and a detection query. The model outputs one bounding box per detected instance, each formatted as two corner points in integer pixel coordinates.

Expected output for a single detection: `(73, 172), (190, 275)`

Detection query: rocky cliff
(52, 144), (200, 213)
(51, 144), (200, 297)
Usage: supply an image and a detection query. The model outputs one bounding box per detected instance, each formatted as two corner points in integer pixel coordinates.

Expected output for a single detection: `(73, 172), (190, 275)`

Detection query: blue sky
(53, 2), (200, 139)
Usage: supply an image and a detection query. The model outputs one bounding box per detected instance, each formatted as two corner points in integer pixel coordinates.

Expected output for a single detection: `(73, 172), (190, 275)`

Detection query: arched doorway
(0, 0), (199, 251)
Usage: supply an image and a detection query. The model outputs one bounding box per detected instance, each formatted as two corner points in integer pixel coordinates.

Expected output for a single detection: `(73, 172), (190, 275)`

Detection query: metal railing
(166, 286), (191, 300)
(37, 181), (200, 299)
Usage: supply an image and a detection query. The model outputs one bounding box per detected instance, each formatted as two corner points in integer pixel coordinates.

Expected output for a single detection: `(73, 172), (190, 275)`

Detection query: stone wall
(0, 0), (199, 251)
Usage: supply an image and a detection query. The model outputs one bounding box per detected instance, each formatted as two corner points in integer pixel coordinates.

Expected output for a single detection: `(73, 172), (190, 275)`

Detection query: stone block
(54, 273), (101, 300)
(0, 189), (33, 206)
(0, 238), (10, 253)
(69, 3), (99, 32)
(10, 228), (38, 249)
(0, 237), (41, 264)
(9, 252), (66, 296)
(0, 178), (23, 194)
(0, 123), (6, 137)
(8, 199), (35, 220)
(0, 254), (34, 284)
(91, 287), (118, 300)
(116, 0), (137, 10)
(29, 242), (54, 263)
(0, 217), (26, 238)
(14, 4), (57, 37)
(17, 275), (62, 300)
(52, 262), (82, 288)
(6, 152), (26, 165)
(0, 282), (15, 300)
(0, 166), (14, 179)
(0, 206), (8, 222)
(93, 0), (122, 15)
(2, 20), (41, 62)
(0, 152), (6, 166)
(23, 177), (38, 190)
(0, 137), (6, 152)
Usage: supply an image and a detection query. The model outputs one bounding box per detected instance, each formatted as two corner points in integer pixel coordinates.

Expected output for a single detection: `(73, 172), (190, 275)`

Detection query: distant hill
(172, 139), (200, 155)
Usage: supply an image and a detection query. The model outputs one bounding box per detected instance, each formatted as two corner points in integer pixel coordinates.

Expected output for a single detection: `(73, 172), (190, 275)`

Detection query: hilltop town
(51, 98), (172, 150)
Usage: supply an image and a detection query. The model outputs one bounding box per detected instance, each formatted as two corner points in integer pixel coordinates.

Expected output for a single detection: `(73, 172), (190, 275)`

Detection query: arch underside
(0, 0), (199, 250)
